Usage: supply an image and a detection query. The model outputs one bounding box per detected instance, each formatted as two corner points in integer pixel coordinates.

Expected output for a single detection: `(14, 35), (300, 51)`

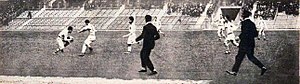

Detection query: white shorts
(127, 34), (137, 44)
(224, 33), (239, 46)
(259, 28), (265, 34)
(56, 37), (64, 49)
(225, 33), (236, 41)
(84, 36), (96, 44)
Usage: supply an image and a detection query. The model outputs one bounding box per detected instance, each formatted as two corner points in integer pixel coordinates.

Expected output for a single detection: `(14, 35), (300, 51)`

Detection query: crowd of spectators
(0, 0), (43, 26)
(254, 1), (277, 20)
(278, 1), (299, 16)
(206, 3), (217, 18)
(167, 2), (206, 17)
(85, 0), (116, 9)
(84, 0), (164, 10)
(253, 1), (299, 20)
(1, 0), (299, 26)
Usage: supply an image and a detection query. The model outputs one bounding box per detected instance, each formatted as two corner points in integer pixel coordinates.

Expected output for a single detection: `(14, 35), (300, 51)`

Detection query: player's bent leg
(88, 47), (93, 52)
(231, 40), (239, 47)
(218, 31), (225, 41)
(221, 32), (226, 38)
(224, 39), (230, 54)
(64, 41), (70, 47)
(78, 44), (87, 57)
(217, 29), (222, 37)
(79, 40), (90, 56)
(258, 30), (264, 40)
(85, 39), (94, 53)
(57, 39), (65, 49)
(88, 40), (95, 52)
(224, 40), (229, 47)
(262, 31), (266, 40)
(84, 39), (92, 46)
(54, 39), (65, 54)
(53, 48), (64, 54)
(82, 44), (88, 53)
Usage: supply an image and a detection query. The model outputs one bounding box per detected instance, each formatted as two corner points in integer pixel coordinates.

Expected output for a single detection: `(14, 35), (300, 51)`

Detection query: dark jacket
(239, 19), (258, 49)
(136, 23), (160, 49)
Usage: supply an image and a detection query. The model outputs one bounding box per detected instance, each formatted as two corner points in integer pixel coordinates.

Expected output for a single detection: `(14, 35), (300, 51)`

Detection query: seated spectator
(167, 2), (206, 17)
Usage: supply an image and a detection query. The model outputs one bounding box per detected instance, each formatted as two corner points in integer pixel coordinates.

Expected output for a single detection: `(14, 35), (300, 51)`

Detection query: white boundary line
(0, 75), (212, 84)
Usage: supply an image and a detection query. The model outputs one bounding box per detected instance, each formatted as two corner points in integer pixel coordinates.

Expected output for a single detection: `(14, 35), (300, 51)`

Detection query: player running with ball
(53, 26), (74, 54)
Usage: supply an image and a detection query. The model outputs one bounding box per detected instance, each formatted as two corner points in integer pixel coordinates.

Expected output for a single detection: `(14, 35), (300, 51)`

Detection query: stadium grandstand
(0, 0), (299, 30)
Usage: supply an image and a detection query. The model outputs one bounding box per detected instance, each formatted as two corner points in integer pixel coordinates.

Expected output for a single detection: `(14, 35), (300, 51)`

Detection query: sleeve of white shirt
(79, 25), (90, 32)
(81, 26), (88, 31)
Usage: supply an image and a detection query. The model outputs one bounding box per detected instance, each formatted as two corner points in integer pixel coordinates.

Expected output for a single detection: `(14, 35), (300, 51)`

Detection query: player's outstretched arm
(122, 33), (131, 38)
(78, 26), (89, 33)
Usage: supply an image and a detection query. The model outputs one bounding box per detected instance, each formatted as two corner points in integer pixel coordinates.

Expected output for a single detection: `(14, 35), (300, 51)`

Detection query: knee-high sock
(128, 46), (132, 52)
(127, 44), (132, 52)
(82, 44), (88, 53)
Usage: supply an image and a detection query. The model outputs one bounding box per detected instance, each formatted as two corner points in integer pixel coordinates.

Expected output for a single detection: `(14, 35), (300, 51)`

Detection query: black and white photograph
(0, 0), (299, 83)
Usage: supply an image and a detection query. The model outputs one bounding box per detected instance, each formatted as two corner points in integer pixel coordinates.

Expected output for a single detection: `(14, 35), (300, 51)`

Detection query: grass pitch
(0, 31), (298, 84)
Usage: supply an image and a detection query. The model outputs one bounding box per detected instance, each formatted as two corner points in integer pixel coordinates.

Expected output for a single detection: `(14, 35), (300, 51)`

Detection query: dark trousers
(140, 49), (155, 71)
(232, 47), (265, 72)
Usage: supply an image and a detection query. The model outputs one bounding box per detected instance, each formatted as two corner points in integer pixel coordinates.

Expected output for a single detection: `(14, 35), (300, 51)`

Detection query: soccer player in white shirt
(78, 20), (96, 56)
(122, 16), (138, 54)
(53, 26), (74, 54)
(257, 16), (267, 40)
(223, 20), (239, 54)
(216, 15), (226, 41)
(153, 16), (164, 35)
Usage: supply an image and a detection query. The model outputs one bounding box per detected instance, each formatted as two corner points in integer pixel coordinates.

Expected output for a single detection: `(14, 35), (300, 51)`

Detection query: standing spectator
(27, 11), (32, 19)
(136, 15), (160, 75)
(226, 10), (267, 76)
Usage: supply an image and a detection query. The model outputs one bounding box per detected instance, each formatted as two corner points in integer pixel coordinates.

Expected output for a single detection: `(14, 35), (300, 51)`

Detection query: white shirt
(225, 22), (234, 34)
(258, 19), (266, 30)
(58, 28), (69, 39)
(129, 23), (136, 34)
(218, 18), (225, 26)
(80, 23), (96, 37)
(153, 20), (161, 30)
(145, 22), (152, 26)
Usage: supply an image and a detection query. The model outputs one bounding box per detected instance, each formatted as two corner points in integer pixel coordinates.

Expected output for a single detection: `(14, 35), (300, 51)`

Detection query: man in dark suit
(136, 15), (160, 75)
(226, 10), (267, 76)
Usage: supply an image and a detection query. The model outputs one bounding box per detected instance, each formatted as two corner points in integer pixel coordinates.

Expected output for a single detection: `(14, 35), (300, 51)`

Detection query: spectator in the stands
(27, 11), (32, 19)
(167, 2), (205, 17)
